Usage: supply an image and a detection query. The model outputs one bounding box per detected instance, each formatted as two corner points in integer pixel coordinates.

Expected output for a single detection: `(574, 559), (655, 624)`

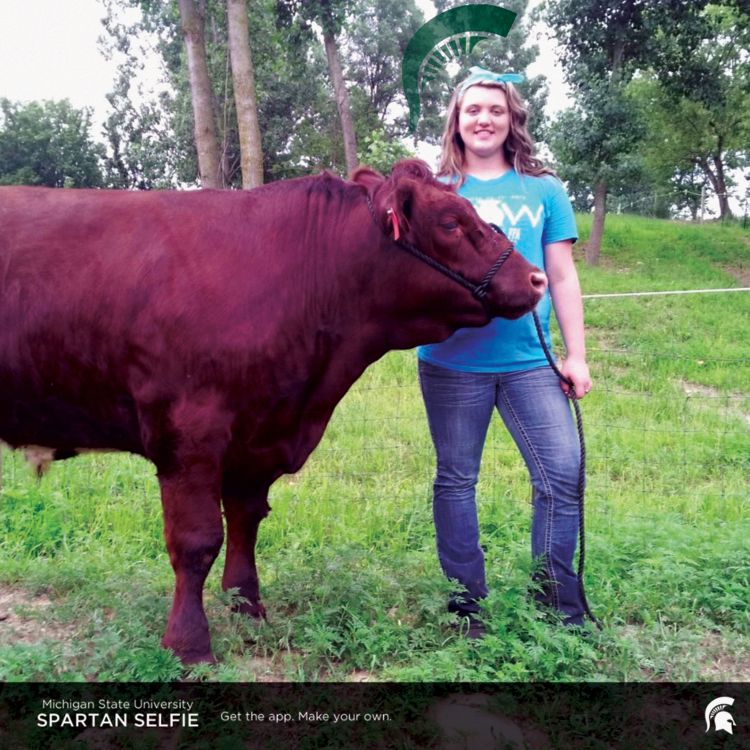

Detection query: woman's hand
(559, 356), (592, 399)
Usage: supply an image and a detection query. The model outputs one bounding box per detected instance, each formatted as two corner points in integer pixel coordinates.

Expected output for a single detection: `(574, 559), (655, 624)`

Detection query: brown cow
(0, 160), (546, 663)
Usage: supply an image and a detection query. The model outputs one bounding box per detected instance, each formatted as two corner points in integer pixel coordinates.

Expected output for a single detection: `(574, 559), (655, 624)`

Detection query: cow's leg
(221, 480), (270, 619)
(145, 395), (233, 665)
(158, 467), (224, 664)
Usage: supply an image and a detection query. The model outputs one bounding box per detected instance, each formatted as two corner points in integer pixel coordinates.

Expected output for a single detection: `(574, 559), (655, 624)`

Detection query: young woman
(418, 67), (592, 635)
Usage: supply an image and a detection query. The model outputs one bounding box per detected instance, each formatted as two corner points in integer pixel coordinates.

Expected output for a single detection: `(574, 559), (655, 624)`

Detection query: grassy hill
(1, 214), (748, 682)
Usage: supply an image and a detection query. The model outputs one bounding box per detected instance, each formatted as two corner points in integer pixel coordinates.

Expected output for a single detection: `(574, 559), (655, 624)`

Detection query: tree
(317, 0), (358, 175)
(627, 75), (711, 220)
(548, 79), (645, 261)
(227, 0), (264, 187)
(345, 0), (424, 128)
(100, 0), (430, 183)
(357, 130), (414, 173)
(647, 3), (750, 219)
(103, 64), (182, 189)
(278, 0), (359, 175)
(103, 0), (336, 183)
(177, 0), (223, 187)
(0, 99), (104, 187)
(544, 0), (709, 262)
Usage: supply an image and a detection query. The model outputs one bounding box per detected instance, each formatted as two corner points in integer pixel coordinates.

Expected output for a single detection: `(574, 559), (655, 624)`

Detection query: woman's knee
(434, 458), (481, 494)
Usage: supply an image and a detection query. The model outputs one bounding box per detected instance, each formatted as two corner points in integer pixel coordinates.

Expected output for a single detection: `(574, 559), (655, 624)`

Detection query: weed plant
(0, 216), (747, 681)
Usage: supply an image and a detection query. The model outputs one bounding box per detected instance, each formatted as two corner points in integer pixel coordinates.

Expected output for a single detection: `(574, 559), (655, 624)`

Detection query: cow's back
(0, 187), (286, 454)
(0, 181), (367, 463)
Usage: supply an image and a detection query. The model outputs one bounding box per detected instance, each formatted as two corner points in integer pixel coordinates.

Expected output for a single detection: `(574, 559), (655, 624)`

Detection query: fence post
(700, 184), (706, 223)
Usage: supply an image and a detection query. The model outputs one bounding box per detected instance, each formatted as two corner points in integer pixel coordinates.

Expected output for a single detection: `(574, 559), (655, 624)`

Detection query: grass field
(0, 215), (748, 682)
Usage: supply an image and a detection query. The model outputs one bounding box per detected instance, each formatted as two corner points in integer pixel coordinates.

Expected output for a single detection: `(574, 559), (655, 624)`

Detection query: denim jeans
(418, 359), (586, 625)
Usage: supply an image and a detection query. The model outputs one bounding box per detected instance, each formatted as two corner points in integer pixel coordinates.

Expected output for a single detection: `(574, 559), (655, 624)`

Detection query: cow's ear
(351, 166), (385, 193)
(389, 178), (415, 239)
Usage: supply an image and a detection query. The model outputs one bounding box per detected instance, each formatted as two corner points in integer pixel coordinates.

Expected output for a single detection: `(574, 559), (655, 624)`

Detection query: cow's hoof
(162, 636), (216, 666)
(231, 599), (267, 620)
(166, 646), (216, 666)
(179, 650), (217, 666)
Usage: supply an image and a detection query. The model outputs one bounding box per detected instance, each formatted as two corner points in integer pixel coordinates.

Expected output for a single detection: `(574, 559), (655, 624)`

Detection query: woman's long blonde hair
(437, 81), (554, 186)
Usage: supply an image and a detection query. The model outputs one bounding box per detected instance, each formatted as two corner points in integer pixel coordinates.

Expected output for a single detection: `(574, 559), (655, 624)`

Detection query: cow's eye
(440, 220), (459, 231)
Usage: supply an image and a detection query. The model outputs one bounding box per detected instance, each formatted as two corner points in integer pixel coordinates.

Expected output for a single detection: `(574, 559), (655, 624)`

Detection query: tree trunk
(711, 153), (732, 220)
(699, 153), (733, 221)
(177, 0), (223, 188)
(587, 180), (607, 266)
(226, 0), (264, 189)
(323, 29), (358, 176)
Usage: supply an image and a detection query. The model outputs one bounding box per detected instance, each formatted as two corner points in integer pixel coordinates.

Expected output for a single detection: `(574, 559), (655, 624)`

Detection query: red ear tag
(388, 208), (400, 241)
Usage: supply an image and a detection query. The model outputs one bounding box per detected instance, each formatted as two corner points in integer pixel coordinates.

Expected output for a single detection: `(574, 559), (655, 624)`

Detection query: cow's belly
(0, 393), (143, 456)
(6, 445), (118, 476)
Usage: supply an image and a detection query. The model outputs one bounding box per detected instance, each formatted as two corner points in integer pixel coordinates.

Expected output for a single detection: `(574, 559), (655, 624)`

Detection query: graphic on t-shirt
(474, 198), (544, 229)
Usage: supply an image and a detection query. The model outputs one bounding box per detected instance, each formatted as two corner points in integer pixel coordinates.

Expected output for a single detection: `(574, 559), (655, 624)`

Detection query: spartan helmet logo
(705, 697), (736, 734)
(401, 5), (517, 133)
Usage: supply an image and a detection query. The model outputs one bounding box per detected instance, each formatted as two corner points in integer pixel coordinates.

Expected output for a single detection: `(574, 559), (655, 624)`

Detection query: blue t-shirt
(418, 170), (578, 372)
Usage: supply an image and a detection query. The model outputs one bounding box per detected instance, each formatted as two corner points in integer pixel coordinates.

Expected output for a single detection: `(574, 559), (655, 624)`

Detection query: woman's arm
(544, 240), (592, 399)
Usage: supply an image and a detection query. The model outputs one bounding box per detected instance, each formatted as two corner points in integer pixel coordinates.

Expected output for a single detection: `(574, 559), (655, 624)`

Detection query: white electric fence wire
(583, 287), (750, 299)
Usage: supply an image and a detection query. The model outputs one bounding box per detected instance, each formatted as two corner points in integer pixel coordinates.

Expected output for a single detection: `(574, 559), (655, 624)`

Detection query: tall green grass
(0, 215), (748, 681)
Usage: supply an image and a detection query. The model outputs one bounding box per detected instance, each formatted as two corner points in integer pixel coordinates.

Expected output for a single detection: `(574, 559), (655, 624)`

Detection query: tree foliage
(6, 0), (747, 230)
(277, 0), (359, 174)
(100, 0), (338, 184)
(547, 80), (645, 210)
(0, 99), (104, 187)
(346, 0), (424, 135)
(543, 0), (714, 262)
(644, 3), (750, 219)
(357, 129), (414, 174)
(547, 0), (709, 84)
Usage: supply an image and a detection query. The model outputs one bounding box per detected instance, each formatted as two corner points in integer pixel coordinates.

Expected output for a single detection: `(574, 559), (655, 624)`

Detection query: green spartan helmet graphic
(402, 4), (518, 133)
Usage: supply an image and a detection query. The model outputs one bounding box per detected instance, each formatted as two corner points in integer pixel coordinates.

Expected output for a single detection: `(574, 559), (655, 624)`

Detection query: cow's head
(352, 159), (546, 320)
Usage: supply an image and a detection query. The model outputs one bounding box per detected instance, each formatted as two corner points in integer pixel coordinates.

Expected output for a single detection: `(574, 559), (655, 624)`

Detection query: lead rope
(531, 310), (602, 629)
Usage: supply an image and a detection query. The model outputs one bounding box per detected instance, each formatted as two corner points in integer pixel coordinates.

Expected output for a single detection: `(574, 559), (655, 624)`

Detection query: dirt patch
(698, 633), (750, 682)
(0, 585), (76, 645)
(617, 625), (750, 681)
(242, 655), (288, 683)
(681, 381), (722, 398)
(348, 669), (375, 682)
(679, 380), (750, 427)
(710, 653), (750, 681)
(724, 263), (750, 286)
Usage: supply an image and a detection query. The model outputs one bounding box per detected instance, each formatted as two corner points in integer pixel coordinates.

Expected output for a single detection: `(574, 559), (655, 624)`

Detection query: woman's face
(457, 85), (510, 163)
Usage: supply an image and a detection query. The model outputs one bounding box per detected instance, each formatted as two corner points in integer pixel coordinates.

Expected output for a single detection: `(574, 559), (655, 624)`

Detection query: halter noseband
(365, 195), (514, 313)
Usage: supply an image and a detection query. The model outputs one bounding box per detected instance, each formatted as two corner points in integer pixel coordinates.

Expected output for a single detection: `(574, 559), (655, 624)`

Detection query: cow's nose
(530, 271), (547, 293)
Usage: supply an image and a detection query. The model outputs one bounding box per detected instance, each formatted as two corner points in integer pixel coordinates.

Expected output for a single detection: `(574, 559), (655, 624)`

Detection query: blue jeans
(418, 359), (586, 625)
